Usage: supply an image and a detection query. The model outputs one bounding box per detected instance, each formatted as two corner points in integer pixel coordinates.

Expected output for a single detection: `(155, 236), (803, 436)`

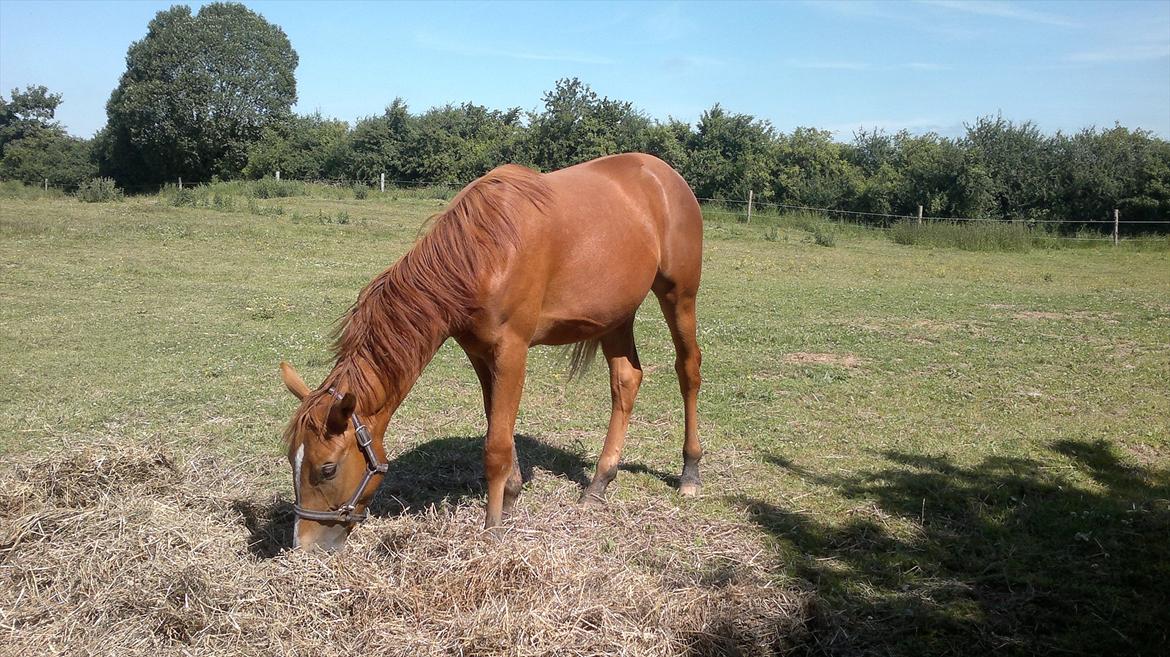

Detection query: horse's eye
(321, 463), (337, 479)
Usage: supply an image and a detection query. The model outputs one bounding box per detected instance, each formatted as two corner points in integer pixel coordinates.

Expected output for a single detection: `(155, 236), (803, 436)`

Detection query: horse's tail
(564, 338), (602, 380)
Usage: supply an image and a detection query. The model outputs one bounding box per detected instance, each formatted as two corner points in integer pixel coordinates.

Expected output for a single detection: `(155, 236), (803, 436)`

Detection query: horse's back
(514, 154), (702, 344)
(547, 151), (702, 289)
(542, 152), (701, 265)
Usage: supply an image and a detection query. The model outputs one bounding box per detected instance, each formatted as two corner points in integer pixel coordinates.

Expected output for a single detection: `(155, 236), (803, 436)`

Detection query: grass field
(1, 186), (1168, 655)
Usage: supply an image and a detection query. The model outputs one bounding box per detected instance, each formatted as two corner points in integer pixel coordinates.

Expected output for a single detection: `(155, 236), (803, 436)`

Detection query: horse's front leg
(481, 340), (527, 530)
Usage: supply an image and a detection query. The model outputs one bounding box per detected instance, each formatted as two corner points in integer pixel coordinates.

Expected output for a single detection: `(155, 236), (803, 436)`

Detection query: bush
(890, 221), (919, 246)
(781, 211), (832, 233)
(352, 184), (368, 200)
(313, 209), (350, 225)
(76, 177), (124, 203)
(812, 226), (836, 247)
(168, 187), (196, 207)
(889, 220), (1068, 252)
(250, 178), (306, 199)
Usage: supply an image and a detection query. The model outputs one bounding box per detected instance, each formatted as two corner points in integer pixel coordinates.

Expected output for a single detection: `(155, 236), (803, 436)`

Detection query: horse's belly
(530, 246), (658, 345)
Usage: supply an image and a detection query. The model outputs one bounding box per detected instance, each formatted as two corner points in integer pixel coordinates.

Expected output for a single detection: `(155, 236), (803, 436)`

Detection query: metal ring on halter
(292, 387), (388, 524)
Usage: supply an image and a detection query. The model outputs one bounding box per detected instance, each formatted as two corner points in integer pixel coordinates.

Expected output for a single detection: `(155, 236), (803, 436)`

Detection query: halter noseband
(292, 387), (388, 524)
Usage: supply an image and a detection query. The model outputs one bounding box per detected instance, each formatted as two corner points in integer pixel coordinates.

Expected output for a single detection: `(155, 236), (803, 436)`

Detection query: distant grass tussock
(76, 177), (124, 203)
(0, 180), (68, 200)
(889, 219), (1170, 252)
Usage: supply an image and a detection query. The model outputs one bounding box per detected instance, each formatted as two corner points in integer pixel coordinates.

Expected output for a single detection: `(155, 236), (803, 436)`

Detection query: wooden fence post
(380, 172), (385, 193)
(917, 205), (923, 226)
(43, 178), (48, 192)
(746, 190), (753, 223)
(178, 177), (183, 190)
(1113, 208), (1119, 245)
(275, 170), (280, 181)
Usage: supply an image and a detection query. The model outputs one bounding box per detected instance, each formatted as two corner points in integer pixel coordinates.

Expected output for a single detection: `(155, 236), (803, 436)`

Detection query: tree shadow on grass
(235, 434), (594, 558)
(616, 460), (681, 489)
(738, 439), (1170, 656)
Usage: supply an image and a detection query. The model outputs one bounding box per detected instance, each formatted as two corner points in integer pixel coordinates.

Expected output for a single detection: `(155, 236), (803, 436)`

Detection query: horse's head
(279, 362), (386, 552)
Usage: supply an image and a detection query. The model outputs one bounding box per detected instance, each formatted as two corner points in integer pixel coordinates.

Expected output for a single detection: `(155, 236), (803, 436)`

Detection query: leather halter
(292, 387), (388, 524)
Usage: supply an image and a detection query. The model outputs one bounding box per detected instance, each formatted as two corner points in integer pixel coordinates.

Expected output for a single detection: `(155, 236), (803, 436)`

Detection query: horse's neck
(332, 240), (476, 417)
(331, 321), (451, 418)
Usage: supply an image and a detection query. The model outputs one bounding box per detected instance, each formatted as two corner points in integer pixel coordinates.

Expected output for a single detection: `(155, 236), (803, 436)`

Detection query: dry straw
(1, 440), (812, 656)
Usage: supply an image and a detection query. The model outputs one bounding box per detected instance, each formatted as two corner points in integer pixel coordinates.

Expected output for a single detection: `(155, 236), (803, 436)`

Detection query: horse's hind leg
(580, 318), (643, 505)
(655, 285), (703, 496)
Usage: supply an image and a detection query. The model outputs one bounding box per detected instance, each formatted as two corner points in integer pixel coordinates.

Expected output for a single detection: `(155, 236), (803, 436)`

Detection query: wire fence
(698, 195), (1170, 225)
(693, 195), (1170, 242)
(11, 175), (1169, 242)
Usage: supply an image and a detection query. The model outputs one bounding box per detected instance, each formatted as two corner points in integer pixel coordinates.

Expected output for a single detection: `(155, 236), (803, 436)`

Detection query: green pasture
(1, 185), (1167, 655)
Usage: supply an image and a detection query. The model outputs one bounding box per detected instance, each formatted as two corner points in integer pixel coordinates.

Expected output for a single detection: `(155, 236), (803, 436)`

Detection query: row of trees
(2, 2), (1167, 228)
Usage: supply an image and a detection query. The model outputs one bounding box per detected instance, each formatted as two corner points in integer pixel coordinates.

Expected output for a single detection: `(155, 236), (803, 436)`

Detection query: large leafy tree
(962, 115), (1056, 220)
(0, 85), (96, 186)
(243, 112), (351, 181)
(772, 127), (860, 208)
(407, 103), (526, 183)
(685, 104), (776, 200)
(99, 2), (297, 185)
(0, 85), (63, 150)
(525, 78), (650, 171)
(643, 118), (694, 175)
(1052, 126), (1170, 227)
(348, 99), (417, 182)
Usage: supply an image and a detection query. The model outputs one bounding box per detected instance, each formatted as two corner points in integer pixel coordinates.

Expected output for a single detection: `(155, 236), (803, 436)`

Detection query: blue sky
(1, 0), (1168, 139)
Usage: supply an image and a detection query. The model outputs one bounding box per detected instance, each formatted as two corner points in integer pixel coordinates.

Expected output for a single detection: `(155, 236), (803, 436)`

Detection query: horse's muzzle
(293, 518), (351, 552)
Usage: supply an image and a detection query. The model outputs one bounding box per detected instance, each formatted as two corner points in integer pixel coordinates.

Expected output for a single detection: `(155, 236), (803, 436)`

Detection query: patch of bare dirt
(783, 352), (865, 368)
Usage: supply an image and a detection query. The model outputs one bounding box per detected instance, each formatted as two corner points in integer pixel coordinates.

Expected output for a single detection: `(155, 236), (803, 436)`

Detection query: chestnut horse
(280, 153), (703, 550)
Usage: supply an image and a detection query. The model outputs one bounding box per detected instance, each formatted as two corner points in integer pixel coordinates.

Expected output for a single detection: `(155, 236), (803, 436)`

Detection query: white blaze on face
(293, 442), (304, 548)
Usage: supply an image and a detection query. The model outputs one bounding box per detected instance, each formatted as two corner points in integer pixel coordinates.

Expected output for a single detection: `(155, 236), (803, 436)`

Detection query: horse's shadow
(234, 434), (594, 558)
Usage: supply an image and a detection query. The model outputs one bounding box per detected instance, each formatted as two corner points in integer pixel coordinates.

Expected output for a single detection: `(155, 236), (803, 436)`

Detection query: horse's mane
(307, 164), (552, 417)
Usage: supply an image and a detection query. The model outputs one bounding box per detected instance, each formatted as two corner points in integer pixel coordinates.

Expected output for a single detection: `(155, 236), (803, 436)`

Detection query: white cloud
(804, 1), (981, 39)
(919, 0), (1077, 27)
(1065, 43), (1170, 63)
(905, 61), (949, 71)
(785, 59), (949, 72)
(785, 58), (870, 71)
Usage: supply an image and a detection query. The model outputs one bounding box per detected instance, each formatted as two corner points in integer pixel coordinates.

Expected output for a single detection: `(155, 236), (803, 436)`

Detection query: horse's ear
(326, 393), (356, 435)
(280, 361), (310, 400)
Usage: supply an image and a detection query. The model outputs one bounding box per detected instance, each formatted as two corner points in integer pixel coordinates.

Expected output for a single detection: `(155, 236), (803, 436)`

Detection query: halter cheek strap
(292, 387), (389, 524)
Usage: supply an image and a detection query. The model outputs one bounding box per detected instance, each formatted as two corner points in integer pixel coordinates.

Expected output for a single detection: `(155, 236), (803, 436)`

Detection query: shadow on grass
(235, 434), (594, 558)
(741, 439), (1170, 656)
(616, 460), (681, 489)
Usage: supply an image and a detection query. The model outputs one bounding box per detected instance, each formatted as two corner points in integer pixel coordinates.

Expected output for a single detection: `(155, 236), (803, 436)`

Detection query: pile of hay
(0, 440), (813, 656)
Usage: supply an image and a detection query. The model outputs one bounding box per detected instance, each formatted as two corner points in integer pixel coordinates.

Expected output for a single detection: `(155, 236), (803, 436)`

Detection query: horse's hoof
(678, 482), (700, 497)
(578, 491), (607, 507)
(482, 524), (508, 543)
